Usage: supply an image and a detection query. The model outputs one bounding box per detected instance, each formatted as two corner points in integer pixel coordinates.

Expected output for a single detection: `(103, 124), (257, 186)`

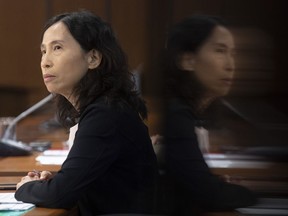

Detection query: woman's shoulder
(167, 98), (196, 118)
(165, 98), (208, 128)
(81, 97), (139, 122)
(77, 97), (146, 139)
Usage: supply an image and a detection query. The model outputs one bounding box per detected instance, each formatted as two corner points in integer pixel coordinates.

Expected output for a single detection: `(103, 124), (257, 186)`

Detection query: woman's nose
(41, 55), (53, 69)
(226, 55), (235, 72)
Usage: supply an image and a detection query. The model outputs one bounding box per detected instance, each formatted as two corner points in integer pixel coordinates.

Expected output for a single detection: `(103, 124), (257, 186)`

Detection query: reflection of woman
(15, 11), (157, 215)
(161, 15), (256, 215)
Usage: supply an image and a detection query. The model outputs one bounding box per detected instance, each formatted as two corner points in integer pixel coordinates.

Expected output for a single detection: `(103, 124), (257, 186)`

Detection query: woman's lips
(43, 74), (56, 82)
(220, 78), (233, 85)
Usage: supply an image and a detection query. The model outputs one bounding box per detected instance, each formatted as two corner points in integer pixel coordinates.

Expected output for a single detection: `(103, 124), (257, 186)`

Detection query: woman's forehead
(205, 26), (235, 48)
(42, 22), (72, 45)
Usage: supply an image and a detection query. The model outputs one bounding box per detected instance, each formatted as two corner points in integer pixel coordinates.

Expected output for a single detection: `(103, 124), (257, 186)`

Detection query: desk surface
(0, 114), (72, 215)
(0, 114), (67, 177)
(0, 190), (77, 216)
(0, 146), (62, 177)
(22, 207), (73, 216)
(1, 114), (287, 216)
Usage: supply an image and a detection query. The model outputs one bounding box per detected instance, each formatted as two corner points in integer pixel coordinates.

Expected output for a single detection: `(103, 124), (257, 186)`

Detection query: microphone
(0, 94), (54, 156)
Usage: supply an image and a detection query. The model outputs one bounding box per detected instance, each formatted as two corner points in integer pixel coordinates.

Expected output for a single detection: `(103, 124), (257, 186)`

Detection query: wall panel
(50, 0), (107, 19)
(0, 1), (47, 115)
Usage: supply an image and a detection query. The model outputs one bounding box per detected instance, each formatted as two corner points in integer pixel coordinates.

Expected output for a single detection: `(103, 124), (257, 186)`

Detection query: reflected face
(183, 25), (235, 98)
(40, 22), (90, 98)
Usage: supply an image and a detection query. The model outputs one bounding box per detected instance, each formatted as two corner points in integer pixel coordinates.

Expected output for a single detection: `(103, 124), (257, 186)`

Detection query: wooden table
(1, 115), (287, 216)
(0, 150), (244, 216)
(0, 153), (61, 177)
(0, 144), (75, 215)
(0, 113), (74, 215)
(0, 189), (77, 216)
(0, 113), (68, 177)
(0, 136), (70, 215)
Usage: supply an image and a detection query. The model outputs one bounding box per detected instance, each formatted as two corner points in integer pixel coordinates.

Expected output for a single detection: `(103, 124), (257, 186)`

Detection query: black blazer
(15, 98), (158, 216)
(162, 98), (256, 215)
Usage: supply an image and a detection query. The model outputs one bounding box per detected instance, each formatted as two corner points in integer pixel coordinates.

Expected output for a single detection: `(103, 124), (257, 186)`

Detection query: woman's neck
(65, 94), (79, 111)
(197, 95), (217, 113)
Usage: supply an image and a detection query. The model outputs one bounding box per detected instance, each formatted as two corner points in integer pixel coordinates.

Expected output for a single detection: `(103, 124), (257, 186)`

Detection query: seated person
(153, 15), (257, 215)
(15, 11), (157, 216)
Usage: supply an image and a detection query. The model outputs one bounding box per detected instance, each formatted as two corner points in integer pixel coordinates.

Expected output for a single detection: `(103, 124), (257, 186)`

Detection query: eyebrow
(40, 40), (65, 49)
(213, 42), (228, 47)
(213, 42), (235, 49)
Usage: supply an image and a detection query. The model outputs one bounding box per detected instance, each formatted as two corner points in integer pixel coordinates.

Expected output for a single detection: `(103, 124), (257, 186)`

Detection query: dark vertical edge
(105, 0), (112, 22)
(44, 0), (53, 22)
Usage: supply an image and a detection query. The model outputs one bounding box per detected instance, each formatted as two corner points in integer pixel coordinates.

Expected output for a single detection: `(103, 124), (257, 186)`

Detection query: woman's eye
(54, 45), (62, 51)
(41, 50), (46, 55)
(215, 48), (226, 53)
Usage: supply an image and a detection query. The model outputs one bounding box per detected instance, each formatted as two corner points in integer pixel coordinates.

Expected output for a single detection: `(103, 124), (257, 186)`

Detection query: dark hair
(42, 11), (147, 127)
(164, 15), (228, 113)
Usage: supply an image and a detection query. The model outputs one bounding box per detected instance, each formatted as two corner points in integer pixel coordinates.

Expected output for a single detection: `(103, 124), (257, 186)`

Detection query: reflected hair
(164, 15), (228, 113)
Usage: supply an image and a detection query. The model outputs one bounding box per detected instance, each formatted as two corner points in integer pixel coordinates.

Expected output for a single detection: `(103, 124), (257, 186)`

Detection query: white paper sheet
(0, 193), (34, 211)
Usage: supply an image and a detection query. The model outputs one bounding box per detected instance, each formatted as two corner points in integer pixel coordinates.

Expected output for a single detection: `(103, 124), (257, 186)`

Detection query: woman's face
(181, 25), (235, 98)
(40, 22), (91, 99)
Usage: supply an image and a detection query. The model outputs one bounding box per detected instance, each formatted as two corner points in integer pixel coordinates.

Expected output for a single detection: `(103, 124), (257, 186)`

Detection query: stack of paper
(237, 198), (288, 215)
(36, 149), (69, 165)
(0, 193), (34, 211)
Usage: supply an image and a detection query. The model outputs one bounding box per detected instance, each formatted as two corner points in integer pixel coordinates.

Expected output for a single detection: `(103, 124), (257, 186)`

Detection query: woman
(15, 11), (157, 215)
(158, 15), (257, 215)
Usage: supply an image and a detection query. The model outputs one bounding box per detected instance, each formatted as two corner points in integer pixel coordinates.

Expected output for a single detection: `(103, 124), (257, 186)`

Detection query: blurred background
(0, 1), (288, 211)
(1, 0), (288, 150)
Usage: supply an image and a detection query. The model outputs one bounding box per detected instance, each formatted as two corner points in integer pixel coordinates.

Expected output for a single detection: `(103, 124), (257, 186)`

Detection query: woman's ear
(178, 52), (195, 71)
(88, 49), (102, 69)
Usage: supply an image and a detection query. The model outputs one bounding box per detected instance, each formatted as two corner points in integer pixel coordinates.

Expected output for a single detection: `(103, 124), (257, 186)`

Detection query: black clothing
(161, 98), (256, 215)
(15, 98), (158, 215)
